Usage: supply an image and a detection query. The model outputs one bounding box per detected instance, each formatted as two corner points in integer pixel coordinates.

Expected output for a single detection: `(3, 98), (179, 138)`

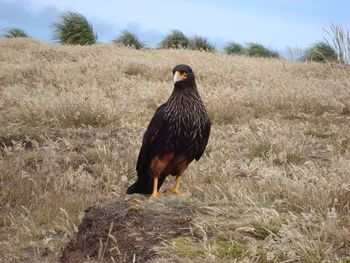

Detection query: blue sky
(1, 0), (349, 54)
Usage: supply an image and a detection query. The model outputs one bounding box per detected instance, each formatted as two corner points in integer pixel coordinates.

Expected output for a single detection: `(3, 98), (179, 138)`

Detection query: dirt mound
(61, 197), (193, 263)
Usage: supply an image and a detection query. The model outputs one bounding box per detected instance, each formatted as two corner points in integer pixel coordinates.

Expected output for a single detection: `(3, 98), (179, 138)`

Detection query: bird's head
(172, 64), (195, 84)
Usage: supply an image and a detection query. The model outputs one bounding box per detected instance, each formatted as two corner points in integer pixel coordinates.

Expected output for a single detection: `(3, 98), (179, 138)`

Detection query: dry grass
(1, 38), (350, 262)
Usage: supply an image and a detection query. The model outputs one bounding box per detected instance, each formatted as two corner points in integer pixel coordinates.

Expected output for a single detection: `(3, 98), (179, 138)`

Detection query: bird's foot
(150, 192), (160, 200)
(163, 188), (182, 196)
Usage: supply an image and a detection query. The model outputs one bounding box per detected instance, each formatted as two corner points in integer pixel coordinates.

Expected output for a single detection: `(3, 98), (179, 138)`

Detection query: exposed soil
(61, 196), (194, 263)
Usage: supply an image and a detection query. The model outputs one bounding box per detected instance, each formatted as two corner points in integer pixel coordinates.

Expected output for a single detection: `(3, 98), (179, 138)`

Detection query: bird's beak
(173, 71), (188, 83)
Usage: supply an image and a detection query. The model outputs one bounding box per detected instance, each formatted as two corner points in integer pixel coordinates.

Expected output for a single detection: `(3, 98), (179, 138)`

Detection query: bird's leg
(172, 175), (182, 195)
(163, 175), (182, 196)
(150, 177), (159, 200)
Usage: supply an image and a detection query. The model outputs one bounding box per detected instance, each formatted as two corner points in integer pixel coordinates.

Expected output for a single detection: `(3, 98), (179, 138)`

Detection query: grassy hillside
(1, 38), (350, 262)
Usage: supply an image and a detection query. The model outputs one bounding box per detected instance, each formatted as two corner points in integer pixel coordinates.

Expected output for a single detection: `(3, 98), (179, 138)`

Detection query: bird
(126, 64), (211, 199)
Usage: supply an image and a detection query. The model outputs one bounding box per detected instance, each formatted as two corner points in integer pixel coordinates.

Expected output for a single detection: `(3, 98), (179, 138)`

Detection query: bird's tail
(126, 174), (153, 194)
(126, 172), (167, 195)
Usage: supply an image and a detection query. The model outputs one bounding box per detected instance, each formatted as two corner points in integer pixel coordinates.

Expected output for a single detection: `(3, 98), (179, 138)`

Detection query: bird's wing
(136, 103), (167, 174)
(194, 119), (211, 161)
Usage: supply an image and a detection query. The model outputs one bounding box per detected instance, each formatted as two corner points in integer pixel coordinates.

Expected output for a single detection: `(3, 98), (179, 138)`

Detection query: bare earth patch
(61, 197), (194, 263)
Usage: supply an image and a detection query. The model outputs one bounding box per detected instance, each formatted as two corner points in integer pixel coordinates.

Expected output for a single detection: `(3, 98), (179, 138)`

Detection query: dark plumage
(126, 64), (211, 199)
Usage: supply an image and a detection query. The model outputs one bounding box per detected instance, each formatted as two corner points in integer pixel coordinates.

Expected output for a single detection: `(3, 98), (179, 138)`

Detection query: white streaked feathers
(164, 86), (208, 140)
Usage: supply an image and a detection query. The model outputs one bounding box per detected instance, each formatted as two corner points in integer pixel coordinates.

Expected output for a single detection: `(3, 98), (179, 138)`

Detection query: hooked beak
(173, 71), (188, 83)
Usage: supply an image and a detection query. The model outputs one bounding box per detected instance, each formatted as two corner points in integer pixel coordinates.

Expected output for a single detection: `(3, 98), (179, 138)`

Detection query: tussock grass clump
(113, 30), (144, 49)
(324, 24), (350, 64)
(303, 42), (338, 63)
(224, 42), (245, 55)
(189, 36), (216, 52)
(52, 11), (97, 45)
(0, 38), (350, 262)
(246, 43), (279, 58)
(159, 30), (190, 49)
(248, 142), (272, 161)
(1, 27), (29, 38)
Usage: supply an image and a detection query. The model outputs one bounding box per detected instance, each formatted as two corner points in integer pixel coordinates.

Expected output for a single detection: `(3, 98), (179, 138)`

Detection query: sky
(1, 0), (349, 55)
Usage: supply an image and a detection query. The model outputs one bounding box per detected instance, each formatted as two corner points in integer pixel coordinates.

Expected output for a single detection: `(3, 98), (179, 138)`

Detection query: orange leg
(150, 177), (159, 200)
(149, 154), (174, 200)
(163, 175), (182, 196)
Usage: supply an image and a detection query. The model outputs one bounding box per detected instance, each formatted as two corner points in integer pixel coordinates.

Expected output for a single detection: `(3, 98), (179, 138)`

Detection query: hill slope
(1, 38), (350, 262)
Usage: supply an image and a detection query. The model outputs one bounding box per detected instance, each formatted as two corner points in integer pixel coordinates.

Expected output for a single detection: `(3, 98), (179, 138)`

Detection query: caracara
(126, 64), (211, 199)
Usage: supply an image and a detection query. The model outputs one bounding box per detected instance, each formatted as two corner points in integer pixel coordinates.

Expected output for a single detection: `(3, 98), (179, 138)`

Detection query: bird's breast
(167, 108), (205, 140)
(165, 92), (208, 139)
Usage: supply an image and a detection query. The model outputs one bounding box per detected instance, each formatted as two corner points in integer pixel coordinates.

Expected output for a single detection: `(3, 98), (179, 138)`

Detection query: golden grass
(1, 38), (350, 262)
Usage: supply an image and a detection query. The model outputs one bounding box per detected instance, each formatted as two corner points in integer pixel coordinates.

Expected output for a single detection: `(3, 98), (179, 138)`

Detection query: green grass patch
(338, 139), (349, 154)
(286, 153), (306, 164)
(250, 221), (280, 240)
(30, 229), (47, 240)
(124, 64), (149, 76)
(248, 143), (271, 161)
(124, 204), (144, 215)
(16, 126), (42, 142)
(214, 237), (248, 259)
(305, 129), (330, 139)
(209, 113), (238, 125)
(169, 237), (206, 258)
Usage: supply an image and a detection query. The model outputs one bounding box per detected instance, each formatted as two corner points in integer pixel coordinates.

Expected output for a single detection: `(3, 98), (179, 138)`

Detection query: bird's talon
(163, 188), (182, 196)
(150, 193), (159, 200)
